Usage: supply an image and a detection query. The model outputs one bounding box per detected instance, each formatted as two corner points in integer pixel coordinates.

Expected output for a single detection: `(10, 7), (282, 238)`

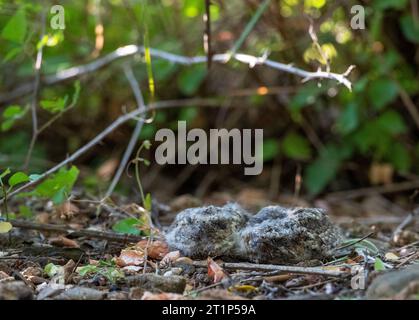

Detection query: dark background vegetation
(0, 0), (418, 204)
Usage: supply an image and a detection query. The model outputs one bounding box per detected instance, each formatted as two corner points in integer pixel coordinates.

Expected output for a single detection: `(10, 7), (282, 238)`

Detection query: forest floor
(1, 188), (418, 300)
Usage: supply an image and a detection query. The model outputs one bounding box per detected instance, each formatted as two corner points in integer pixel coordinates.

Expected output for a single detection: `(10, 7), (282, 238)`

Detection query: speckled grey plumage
(165, 203), (343, 264)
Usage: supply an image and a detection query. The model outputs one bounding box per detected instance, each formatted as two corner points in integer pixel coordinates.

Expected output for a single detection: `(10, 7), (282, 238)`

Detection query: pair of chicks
(165, 203), (343, 265)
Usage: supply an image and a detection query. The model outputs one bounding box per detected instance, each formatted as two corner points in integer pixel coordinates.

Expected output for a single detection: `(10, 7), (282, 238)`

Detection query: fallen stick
(10, 219), (144, 243)
(188, 260), (349, 278)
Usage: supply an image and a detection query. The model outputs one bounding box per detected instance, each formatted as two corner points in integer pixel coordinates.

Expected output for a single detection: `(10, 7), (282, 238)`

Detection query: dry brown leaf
(115, 249), (145, 267)
(264, 274), (292, 283)
(136, 240), (169, 260)
(369, 163), (394, 185)
(49, 236), (80, 248)
(35, 212), (50, 224)
(207, 257), (226, 283)
(56, 201), (80, 220)
(161, 251), (181, 266)
(63, 259), (76, 284)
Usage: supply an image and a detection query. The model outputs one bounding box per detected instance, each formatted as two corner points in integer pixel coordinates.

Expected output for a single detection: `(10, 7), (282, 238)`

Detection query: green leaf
(304, 144), (352, 195)
(374, 257), (386, 271)
(376, 110), (407, 135)
(40, 96), (69, 113)
(368, 79), (398, 110)
(18, 205), (33, 218)
(337, 102), (359, 134)
(1, 119), (16, 132)
(144, 193), (152, 212)
(77, 265), (98, 276)
(44, 263), (59, 278)
(112, 217), (142, 235)
(1, 9), (27, 44)
(8, 172), (29, 187)
(0, 222), (13, 234)
(400, 15), (419, 44)
(3, 105), (23, 118)
(23, 166), (79, 204)
(260, 139), (280, 162)
(2, 105), (25, 131)
(340, 238), (379, 255)
(178, 64), (207, 95)
(29, 174), (42, 182)
(0, 168), (11, 180)
(282, 132), (312, 161)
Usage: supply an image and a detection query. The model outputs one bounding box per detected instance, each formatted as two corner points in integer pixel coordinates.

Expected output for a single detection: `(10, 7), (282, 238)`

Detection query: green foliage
(112, 217), (142, 236)
(18, 205), (33, 218)
(400, 15), (419, 44)
(282, 132), (312, 161)
(40, 96), (69, 113)
(77, 260), (124, 283)
(336, 102), (358, 134)
(1, 8), (27, 44)
(8, 172), (29, 187)
(304, 144), (352, 195)
(44, 263), (59, 278)
(374, 257), (386, 271)
(261, 139), (280, 162)
(178, 64), (207, 95)
(340, 238), (379, 255)
(367, 79), (398, 110)
(21, 166), (79, 205)
(1, 105), (26, 131)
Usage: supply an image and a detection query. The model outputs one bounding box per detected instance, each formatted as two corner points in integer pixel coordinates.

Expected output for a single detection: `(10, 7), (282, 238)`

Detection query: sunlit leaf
(1, 9), (27, 44)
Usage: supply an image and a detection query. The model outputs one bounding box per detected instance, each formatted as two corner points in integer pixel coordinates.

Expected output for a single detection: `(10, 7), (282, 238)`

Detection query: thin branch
(24, 10), (46, 169)
(186, 260), (349, 278)
(0, 98), (221, 204)
(105, 64), (146, 198)
(0, 45), (355, 103)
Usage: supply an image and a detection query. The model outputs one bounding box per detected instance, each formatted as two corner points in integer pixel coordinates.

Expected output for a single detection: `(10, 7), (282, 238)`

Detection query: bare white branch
(0, 45), (355, 104)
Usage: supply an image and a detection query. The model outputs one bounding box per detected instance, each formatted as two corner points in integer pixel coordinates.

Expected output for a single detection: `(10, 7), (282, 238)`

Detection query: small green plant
(19, 166), (79, 205)
(77, 260), (124, 283)
(0, 168), (31, 233)
(112, 140), (153, 236)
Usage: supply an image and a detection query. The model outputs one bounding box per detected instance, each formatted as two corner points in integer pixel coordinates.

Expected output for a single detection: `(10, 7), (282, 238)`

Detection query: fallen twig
(10, 219), (145, 243)
(187, 260), (349, 278)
